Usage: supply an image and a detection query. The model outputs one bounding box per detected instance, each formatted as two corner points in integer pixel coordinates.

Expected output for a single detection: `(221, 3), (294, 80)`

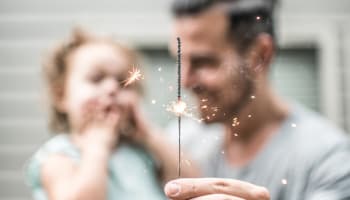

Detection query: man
(164, 0), (350, 199)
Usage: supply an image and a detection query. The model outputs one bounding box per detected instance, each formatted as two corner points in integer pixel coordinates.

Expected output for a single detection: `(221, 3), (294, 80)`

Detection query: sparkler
(177, 37), (182, 177)
(123, 67), (143, 87)
(165, 38), (203, 176)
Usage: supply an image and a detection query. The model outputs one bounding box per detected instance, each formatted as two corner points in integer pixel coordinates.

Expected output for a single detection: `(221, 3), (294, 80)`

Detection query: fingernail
(165, 182), (181, 197)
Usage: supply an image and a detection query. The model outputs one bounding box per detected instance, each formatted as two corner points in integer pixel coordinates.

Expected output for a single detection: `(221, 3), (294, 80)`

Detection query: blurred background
(0, 0), (349, 199)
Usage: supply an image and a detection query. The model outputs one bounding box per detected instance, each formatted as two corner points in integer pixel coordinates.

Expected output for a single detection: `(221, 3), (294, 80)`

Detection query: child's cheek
(69, 85), (100, 118)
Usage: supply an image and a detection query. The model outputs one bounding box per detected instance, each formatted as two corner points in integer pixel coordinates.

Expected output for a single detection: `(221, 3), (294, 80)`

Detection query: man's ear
(246, 33), (275, 77)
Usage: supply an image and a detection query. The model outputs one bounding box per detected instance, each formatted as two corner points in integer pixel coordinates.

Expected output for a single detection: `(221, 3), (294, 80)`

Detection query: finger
(116, 90), (139, 111)
(95, 108), (105, 123)
(106, 111), (120, 128)
(115, 92), (129, 108)
(87, 100), (102, 120)
(164, 178), (269, 200)
(115, 99), (129, 119)
(190, 194), (244, 200)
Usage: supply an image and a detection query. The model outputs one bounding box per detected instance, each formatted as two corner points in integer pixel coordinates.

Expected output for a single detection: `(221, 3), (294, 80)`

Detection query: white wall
(0, 0), (349, 199)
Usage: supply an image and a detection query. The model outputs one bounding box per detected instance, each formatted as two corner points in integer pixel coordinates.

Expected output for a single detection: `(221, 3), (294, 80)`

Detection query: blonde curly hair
(42, 28), (142, 133)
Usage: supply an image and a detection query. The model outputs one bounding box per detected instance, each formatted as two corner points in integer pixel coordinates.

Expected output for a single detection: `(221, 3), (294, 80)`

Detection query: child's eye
(90, 73), (104, 83)
(116, 76), (126, 85)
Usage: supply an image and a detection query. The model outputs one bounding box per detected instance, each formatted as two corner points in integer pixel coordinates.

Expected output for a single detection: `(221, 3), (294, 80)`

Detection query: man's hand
(164, 178), (270, 200)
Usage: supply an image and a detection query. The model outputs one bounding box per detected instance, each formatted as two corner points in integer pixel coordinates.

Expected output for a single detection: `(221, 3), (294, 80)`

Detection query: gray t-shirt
(166, 104), (350, 200)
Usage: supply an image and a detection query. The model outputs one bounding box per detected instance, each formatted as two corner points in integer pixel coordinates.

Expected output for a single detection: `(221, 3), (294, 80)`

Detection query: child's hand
(116, 90), (152, 145)
(76, 99), (121, 153)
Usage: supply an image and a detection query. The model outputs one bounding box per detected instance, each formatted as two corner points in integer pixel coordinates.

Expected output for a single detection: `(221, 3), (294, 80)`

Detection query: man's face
(171, 8), (254, 123)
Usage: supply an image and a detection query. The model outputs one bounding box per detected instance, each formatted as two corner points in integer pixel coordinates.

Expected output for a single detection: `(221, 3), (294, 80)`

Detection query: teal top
(26, 134), (166, 200)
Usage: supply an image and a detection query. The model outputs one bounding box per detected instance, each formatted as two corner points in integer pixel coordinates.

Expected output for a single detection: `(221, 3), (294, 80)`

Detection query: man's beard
(197, 71), (255, 124)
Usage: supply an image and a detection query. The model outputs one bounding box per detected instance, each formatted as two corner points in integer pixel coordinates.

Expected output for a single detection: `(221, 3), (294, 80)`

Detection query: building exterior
(0, 0), (349, 199)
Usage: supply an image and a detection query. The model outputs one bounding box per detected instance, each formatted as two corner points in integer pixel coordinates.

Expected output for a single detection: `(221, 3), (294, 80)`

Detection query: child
(26, 28), (198, 200)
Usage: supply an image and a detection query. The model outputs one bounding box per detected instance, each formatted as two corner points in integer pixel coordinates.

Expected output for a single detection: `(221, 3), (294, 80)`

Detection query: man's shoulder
(286, 104), (350, 161)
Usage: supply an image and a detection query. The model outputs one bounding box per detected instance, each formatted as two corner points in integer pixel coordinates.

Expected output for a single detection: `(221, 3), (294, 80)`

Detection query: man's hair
(172, 0), (277, 53)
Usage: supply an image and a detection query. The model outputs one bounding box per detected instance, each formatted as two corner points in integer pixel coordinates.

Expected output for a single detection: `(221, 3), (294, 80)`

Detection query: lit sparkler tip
(165, 100), (201, 120)
(123, 67), (143, 87)
(201, 105), (208, 109)
(173, 100), (187, 116)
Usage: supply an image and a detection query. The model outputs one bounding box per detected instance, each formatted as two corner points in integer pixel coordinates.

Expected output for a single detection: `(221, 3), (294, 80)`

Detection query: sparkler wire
(177, 37), (181, 177)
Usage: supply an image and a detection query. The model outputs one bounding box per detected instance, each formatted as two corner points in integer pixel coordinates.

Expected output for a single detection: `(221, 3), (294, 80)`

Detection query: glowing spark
(251, 95), (256, 99)
(291, 123), (297, 128)
(158, 67), (162, 72)
(174, 100), (187, 116)
(248, 114), (252, 118)
(281, 179), (288, 185)
(123, 67), (143, 86)
(212, 106), (219, 112)
(151, 99), (156, 104)
(201, 98), (208, 102)
(201, 105), (208, 109)
(232, 117), (240, 127)
(256, 16), (261, 20)
(221, 150), (225, 154)
(234, 133), (239, 137)
(166, 101), (201, 122)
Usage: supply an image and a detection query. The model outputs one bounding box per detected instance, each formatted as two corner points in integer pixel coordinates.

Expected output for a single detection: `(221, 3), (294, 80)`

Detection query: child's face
(61, 42), (131, 132)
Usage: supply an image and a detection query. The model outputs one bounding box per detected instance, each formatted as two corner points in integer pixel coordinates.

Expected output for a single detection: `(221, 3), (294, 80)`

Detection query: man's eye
(192, 57), (218, 68)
